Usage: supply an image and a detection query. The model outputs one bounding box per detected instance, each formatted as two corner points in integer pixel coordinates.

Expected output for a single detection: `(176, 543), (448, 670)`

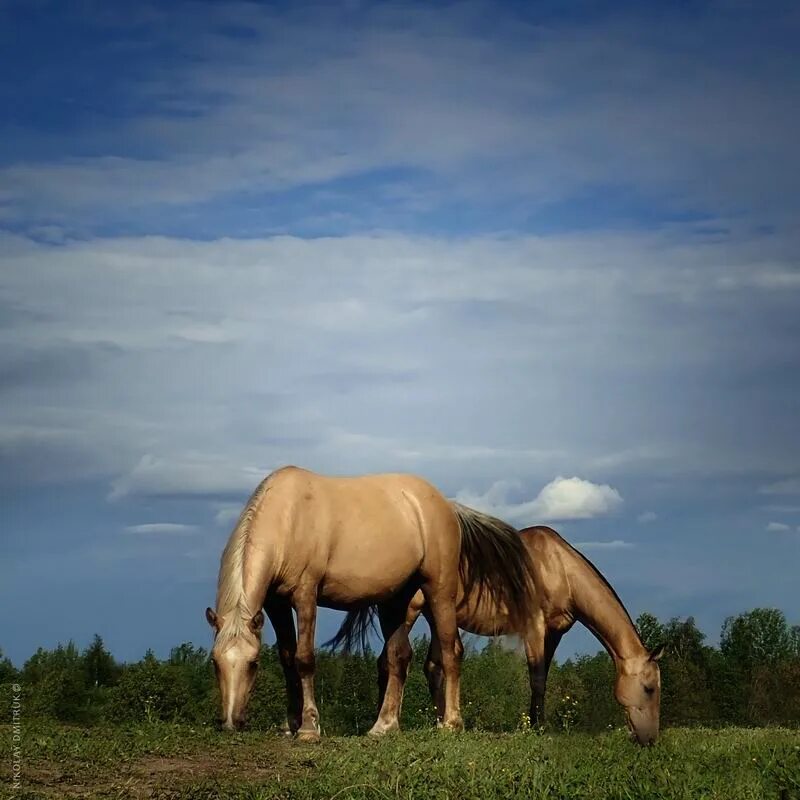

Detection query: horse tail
(452, 501), (536, 633)
(324, 605), (379, 654)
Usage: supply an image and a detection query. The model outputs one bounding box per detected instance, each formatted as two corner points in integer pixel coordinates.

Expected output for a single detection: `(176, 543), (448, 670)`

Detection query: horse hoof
(367, 721), (399, 738)
(296, 729), (321, 743)
(442, 719), (464, 733)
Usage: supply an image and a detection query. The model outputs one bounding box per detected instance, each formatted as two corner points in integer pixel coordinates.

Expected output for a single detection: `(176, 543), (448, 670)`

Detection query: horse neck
(567, 551), (646, 667)
(217, 498), (278, 622)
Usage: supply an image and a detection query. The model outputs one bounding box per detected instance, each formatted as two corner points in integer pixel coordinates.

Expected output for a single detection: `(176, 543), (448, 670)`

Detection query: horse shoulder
(521, 526), (572, 622)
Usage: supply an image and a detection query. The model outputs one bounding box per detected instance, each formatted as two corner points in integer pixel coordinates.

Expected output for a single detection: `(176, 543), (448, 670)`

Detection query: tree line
(2, 607), (798, 734)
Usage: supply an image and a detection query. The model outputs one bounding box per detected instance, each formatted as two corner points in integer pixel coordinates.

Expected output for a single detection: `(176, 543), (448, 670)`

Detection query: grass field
(1, 721), (798, 799)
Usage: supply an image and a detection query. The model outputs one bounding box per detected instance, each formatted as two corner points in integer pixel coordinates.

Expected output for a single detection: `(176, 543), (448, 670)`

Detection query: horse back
(266, 468), (459, 605)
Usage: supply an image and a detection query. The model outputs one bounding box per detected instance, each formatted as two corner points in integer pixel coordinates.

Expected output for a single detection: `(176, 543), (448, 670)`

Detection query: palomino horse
(205, 466), (536, 740)
(334, 523), (664, 745)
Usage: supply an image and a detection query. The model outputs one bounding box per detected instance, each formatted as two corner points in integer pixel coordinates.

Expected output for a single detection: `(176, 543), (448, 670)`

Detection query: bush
(108, 650), (196, 723)
(21, 642), (90, 722)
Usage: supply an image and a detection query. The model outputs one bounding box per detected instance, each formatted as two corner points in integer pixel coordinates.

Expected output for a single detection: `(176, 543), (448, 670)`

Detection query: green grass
(1, 721), (798, 799)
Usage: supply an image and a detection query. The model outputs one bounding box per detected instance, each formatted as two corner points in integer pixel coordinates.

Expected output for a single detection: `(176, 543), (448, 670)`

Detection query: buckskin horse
(205, 466), (536, 739)
(333, 522), (664, 745)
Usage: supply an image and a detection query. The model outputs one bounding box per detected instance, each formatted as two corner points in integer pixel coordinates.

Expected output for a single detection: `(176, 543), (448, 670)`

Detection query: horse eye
(248, 660), (258, 672)
(644, 685), (655, 695)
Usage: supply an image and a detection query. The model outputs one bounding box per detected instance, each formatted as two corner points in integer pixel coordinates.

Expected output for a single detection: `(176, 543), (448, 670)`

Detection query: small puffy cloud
(527, 476), (624, 521)
(124, 523), (196, 535)
(573, 540), (634, 550)
(759, 478), (800, 495)
(637, 510), (657, 524)
(455, 475), (623, 525)
(765, 521), (791, 532)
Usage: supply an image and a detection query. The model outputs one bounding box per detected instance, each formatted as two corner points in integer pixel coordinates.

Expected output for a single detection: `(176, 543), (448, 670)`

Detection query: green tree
(720, 609), (798, 724)
(721, 608), (794, 671)
(662, 616), (707, 666)
(636, 612), (665, 652)
(654, 617), (719, 725)
(21, 642), (88, 721)
(108, 649), (194, 723)
(0, 649), (17, 684)
(461, 637), (528, 731)
(83, 634), (119, 688)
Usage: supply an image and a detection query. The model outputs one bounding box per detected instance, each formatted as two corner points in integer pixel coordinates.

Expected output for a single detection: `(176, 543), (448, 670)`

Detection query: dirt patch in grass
(2, 735), (312, 799)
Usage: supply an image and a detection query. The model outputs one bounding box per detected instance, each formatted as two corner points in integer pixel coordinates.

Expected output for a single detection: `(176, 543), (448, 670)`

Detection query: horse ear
(649, 643), (665, 662)
(250, 610), (265, 633)
(205, 607), (218, 629)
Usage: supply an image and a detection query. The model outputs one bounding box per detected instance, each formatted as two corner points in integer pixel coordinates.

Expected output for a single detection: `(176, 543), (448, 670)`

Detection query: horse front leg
(293, 587), (321, 741)
(525, 619), (562, 728)
(265, 595), (302, 736)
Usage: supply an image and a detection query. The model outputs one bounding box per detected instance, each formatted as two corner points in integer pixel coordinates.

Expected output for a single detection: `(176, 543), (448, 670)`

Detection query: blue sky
(1, 0), (799, 666)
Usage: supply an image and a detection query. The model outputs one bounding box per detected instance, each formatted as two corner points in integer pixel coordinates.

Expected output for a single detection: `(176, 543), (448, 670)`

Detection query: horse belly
(457, 590), (513, 636)
(318, 534), (423, 607)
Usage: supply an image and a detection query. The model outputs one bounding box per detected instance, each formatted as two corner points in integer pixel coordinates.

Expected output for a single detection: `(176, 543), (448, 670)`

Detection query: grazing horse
(334, 523), (664, 745)
(205, 466), (536, 740)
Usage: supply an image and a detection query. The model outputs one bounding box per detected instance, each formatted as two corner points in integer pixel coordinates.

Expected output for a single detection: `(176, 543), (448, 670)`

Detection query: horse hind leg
(369, 588), (419, 736)
(423, 635), (445, 724)
(422, 586), (464, 731)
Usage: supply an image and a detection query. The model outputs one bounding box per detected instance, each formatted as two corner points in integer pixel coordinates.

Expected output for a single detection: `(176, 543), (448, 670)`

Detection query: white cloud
(573, 540), (634, 550)
(765, 521), (791, 532)
(0, 227), (798, 501)
(761, 504), (800, 513)
(526, 477), (624, 521)
(109, 454), (268, 500)
(637, 511), (657, 524)
(124, 523), (197, 535)
(759, 478), (800, 496)
(454, 476), (623, 525)
(2, 2), (798, 230)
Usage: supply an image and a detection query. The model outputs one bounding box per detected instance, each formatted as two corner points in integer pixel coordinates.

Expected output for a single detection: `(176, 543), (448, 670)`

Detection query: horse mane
(452, 502), (536, 633)
(214, 477), (271, 650)
(530, 525), (641, 641)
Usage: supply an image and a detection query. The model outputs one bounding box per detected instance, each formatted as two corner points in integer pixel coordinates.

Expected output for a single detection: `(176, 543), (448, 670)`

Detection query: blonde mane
(214, 477), (271, 650)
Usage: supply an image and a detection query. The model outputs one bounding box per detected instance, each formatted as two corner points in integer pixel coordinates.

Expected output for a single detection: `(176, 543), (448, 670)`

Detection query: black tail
(324, 605), (378, 653)
(452, 502), (536, 633)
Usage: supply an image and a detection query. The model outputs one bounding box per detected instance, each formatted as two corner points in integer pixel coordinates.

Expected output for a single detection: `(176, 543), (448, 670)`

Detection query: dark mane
(525, 525), (641, 640)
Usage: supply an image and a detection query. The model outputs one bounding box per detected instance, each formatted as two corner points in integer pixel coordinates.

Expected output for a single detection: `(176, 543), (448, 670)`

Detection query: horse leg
(293, 587), (321, 741)
(265, 595), (302, 736)
(375, 640), (390, 719)
(422, 587), (464, 731)
(423, 634), (445, 724)
(526, 621), (563, 727)
(368, 590), (419, 736)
